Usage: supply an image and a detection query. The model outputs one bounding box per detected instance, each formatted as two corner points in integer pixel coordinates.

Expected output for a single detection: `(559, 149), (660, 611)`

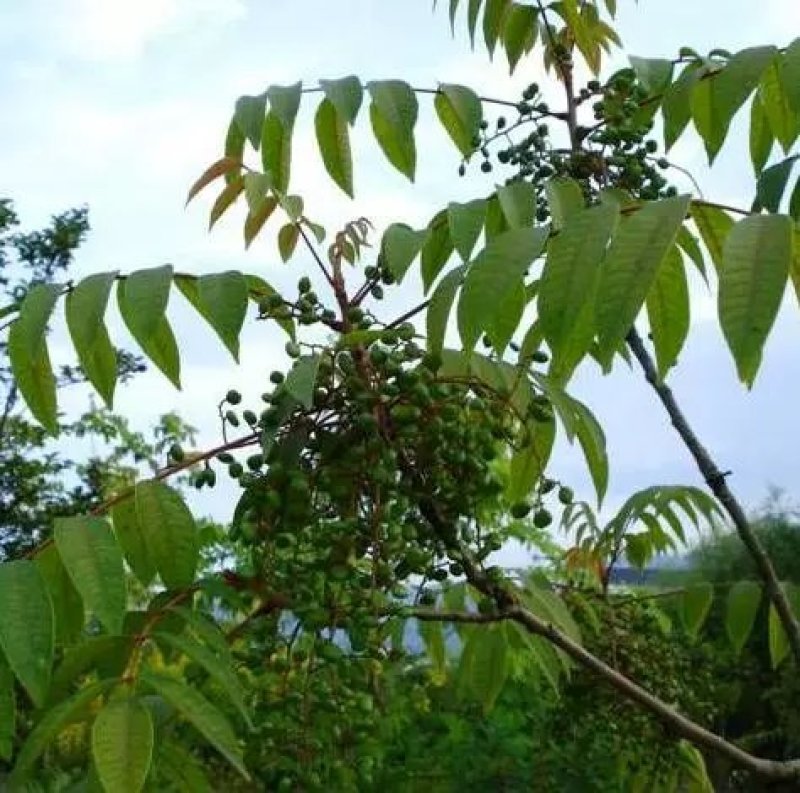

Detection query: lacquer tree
(1, 0), (799, 789)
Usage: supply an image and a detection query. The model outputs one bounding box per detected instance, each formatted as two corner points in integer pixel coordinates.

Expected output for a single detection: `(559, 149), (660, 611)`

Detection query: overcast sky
(2, 0), (799, 560)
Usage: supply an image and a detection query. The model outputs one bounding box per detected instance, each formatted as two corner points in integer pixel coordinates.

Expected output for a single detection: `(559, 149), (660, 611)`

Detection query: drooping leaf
(135, 481), (198, 589)
(466, 627), (508, 713)
(194, 272), (249, 362)
(539, 202), (617, 357)
(367, 80), (418, 180)
(34, 544), (83, 645)
(595, 195), (691, 363)
(545, 177), (585, 230)
(427, 264), (466, 356)
(646, 245), (690, 379)
(503, 3), (537, 73)
(8, 282), (61, 434)
(718, 214), (791, 386)
(508, 418), (556, 503)
(448, 199), (486, 261)
(418, 620), (447, 680)
(156, 740), (214, 792)
(283, 354), (321, 409)
(381, 224), (426, 283)
(750, 93), (775, 175)
(753, 155), (799, 213)
(66, 272), (118, 407)
(629, 56), (674, 96)
(421, 211), (455, 291)
(691, 202), (734, 272)
(319, 76), (363, 124)
(725, 581), (762, 654)
(691, 47), (775, 163)
(486, 280), (526, 354)
(759, 57), (800, 153)
(92, 698), (154, 793)
(262, 82), (302, 193)
(0, 560), (54, 707)
(223, 120), (245, 183)
(111, 495), (155, 588)
(141, 672), (249, 779)
(482, 0), (511, 57)
(233, 93), (267, 149)
(315, 98), (354, 197)
(209, 177), (245, 230)
(497, 180), (536, 228)
(680, 582), (713, 638)
(117, 266), (181, 388)
(782, 38), (800, 113)
(277, 222), (300, 262)
(675, 224), (707, 282)
(154, 631), (250, 725)
(48, 637), (133, 705)
(559, 0), (599, 73)
(434, 83), (483, 157)
(10, 679), (116, 785)
(458, 227), (548, 350)
(54, 517), (126, 635)
(662, 63), (701, 151)
(244, 195), (278, 249)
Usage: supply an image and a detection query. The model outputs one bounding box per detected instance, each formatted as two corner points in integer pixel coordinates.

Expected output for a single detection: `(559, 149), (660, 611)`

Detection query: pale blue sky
(1, 1), (799, 557)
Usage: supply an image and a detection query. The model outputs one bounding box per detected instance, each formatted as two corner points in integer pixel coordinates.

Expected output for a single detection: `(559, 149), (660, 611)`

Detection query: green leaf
(448, 199), (486, 261)
(381, 224), (426, 283)
(596, 195), (691, 362)
(676, 224), (707, 283)
(483, 0), (510, 57)
(234, 93), (267, 149)
(427, 264), (466, 356)
(629, 56), (674, 96)
(8, 282), (60, 434)
(367, 80), (418, 180)
(34, 542), (84, 645)
(112, 495), (156, 588)
(766, 585), (799, 669)
(156, 740), (214, 792)
(283, 354), (321, 409)
(503, 3), (537, 73)
(466, 0), (483, 46)
(117, 266), (181, 388)
(421, 212), (454, 291)
(315, 98), (354, 197)
(539, 202), (618, 357)
(725, 581), (761, 654)
(135, 481), (198, 589)
(54, 517), (126, 635)
(277, 223), (300, 262)
(545, 177), (585, 230)
(497, 180), (536, 228)
(680, 582), (713, 638)
(48, 637), (133, 705)
(646, 245), (690, 379)
(196, 272), (248, 362)
(782, 38), (800, 113)
(753, 156), (799, 213)
(154, 631), (250, 725)
(223, 121), (245, 183)
(487, 280), (526, 354)
(458, 227), (548, 350)
(434, 83), (483, 157)
(750, 94), (775, 175)
(662, 63), (701, 151)
(168, 606), (232, 663)
(719, 214), (791, 386)
(558, 0), (598, 74)
(759, 57), (800, 153)
(466, 627), (508, 713)
(66, 272), (118, 407)
(0, 653), (15, 761)
(92, 698), (154, 793)
(571, 396), (609, 505)
(141, 672), (249, 780)
(0, 560), (54, 707)
(244, 274), (295, 340)
(418, 620), (447, 680)
(262, 82), (302, 193)
(691, 202), (734, 272)
(508, 419), (556, 503)
(10, 679), (116, 784)
(320, 76), (363, 124)
(691, 47), (775, 162)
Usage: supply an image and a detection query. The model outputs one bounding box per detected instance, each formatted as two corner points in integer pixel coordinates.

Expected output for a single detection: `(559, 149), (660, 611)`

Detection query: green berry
(533, 508), (553, 528)
(270, 371), (285, 385)
(285, 341), (302, 358)
(510, 502), (531, 519)
(558, 486), (574, 505)
(226, 389), (242, 405)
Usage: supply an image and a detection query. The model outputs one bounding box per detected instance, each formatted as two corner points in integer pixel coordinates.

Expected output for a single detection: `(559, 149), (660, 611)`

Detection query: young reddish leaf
(186, 157), (242, 205)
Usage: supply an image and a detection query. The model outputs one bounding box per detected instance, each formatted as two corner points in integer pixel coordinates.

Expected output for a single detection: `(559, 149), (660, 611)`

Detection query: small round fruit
(533, 508), (553, 528)
(510, 502), (531, 519)
(226, 389), (242, 405)
(558, 486), (574, 505)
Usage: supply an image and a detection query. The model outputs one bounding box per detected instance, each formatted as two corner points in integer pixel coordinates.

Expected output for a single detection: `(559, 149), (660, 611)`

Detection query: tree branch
(625, 327), (800, 663)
